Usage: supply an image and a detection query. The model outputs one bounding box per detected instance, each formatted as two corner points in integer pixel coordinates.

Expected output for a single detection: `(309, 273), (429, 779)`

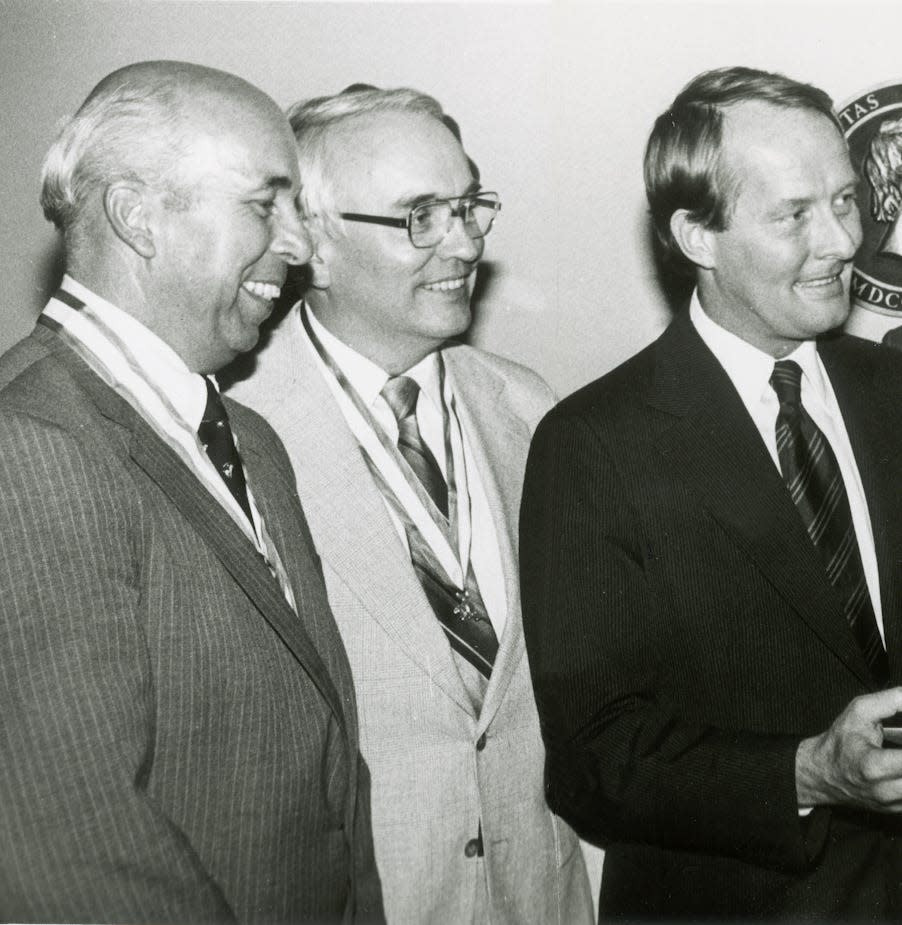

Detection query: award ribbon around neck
(40, 290), (298, 612)
(300, 305), (474, 590)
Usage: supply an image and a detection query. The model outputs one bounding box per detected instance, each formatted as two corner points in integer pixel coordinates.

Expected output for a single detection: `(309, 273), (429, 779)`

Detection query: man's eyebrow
(774, 177), (861, 207)
(245, 175), (294, 195)
(775, 197), (812, 211)
(394, 192), (437, 210)
(393, 180), (483, 210)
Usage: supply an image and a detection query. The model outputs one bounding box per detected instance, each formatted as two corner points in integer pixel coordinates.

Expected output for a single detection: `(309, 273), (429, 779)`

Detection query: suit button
(464, 838), (480, 858)
(476, 733), (486, 751)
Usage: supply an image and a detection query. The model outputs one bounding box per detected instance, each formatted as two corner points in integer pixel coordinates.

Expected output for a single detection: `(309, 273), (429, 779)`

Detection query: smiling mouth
(796, 274), (840, 288)
(242, 281), (281, 301)
(422, 276), (469, 293)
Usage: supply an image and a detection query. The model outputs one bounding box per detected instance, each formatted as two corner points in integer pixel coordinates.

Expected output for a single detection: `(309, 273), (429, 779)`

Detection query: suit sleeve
(0, 413), (236, 923)
(352, 752), (386, 923)
(519, 410), (828, 873)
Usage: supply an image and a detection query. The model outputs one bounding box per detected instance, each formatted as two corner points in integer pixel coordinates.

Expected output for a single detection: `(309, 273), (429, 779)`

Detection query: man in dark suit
(0, 61), (381, 923)
(520, 66), (902, 919)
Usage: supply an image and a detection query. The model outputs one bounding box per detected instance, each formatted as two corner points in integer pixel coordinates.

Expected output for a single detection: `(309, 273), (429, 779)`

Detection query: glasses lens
(409, 201), (452, 247)
(465, 195), (500, 237)
(408, 194), (500, 247)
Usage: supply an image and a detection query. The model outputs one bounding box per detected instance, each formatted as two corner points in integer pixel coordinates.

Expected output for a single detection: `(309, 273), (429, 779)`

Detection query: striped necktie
(381, 376), (449, 518)
(381, 375), (498, 687)
(770, 360), (887, 683)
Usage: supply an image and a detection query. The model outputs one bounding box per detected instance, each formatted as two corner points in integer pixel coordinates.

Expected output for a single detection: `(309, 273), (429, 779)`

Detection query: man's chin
(430, 300), (472, 338)
(825, 296), (854, 330)
(216, 325), (262, 369)
(797, 302), (852, 339)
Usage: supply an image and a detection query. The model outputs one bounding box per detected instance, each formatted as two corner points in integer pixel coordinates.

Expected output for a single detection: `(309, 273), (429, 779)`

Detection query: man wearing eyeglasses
(226, 86), (592, 925)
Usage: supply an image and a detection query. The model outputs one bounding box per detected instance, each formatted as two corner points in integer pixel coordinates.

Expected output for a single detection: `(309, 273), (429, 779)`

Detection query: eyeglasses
(340, 191), (501, 248)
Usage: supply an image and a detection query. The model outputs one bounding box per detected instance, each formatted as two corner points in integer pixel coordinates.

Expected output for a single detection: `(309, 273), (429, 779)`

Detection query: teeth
(243, 281), (280, 300)
(423, 277), (467, 292)
(797, 274), (839, 288)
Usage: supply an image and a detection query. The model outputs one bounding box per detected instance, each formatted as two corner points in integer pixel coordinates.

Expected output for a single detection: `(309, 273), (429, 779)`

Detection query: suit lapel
(47, 330), (347, 726)
(259, 321), (475, 717)
(444, 348), (532, 731)
(819, 337), (902, 680)
(650, 313), (873, 686)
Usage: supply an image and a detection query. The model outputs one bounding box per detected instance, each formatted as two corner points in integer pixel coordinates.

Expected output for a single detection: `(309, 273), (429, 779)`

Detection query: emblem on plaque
(840, 82), (902, 347)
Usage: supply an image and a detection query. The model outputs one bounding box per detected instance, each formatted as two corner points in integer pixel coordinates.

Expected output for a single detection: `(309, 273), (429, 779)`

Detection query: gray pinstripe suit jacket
(0, 324), (382, 923)
(227, 307), (593, 925)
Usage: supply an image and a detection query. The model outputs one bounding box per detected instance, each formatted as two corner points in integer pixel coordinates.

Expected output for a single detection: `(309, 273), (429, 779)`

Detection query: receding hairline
(87, 60), (271, 103)
(319, 106), (457, 144)
(52, 61), (294, 226)
(318, 109), (473, 196)
(719, 97), (844, 137)
(287, 87), (476, 229)
(314, 108), (468, 178)
(716, 98), (850, 181)
(81, 60), (287, 147)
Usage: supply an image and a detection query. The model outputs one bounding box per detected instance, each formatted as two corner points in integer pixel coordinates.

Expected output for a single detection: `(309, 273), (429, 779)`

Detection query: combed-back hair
(644, 66), (839, 276)
(40, 63), (199, 246)
(287, 86), (475, 236)
(865, 116), (902, 223)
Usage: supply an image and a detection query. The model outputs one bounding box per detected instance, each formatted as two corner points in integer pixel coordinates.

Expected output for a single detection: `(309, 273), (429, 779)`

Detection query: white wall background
(1, 0), (899, 901)
(3, 0), (900, 397)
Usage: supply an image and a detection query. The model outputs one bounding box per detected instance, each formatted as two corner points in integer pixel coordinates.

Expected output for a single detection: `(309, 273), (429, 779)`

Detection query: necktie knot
(380, 373), (449, 519)
(381, 375), (420, 422)
(770, 359), (803, 412)
(201, 376), (228, 427)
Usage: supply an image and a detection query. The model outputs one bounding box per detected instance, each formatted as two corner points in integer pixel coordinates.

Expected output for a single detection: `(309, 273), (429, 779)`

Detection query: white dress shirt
(690, 291), (884, 639)
(43, 276), (298, 609)
(305, 307), (508, 638)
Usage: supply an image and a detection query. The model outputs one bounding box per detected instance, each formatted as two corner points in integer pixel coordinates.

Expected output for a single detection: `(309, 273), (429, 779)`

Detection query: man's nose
(815, 206), (862, 262)
(271, 204), (313, 266)
(438, 216), (483, 262)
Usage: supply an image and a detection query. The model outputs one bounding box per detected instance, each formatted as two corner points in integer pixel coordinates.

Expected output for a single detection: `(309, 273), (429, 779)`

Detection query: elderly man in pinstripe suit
(0, 61), (381, 923)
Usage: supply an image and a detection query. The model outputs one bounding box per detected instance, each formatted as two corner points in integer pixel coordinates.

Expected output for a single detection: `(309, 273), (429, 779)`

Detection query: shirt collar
(305, 303), (442, 409)
(61, 274), (208, 429)
(689, 289), (827, 411)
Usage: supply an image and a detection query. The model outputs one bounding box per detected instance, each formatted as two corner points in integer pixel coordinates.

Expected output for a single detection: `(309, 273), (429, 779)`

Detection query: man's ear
(670, 209), (717, 271)
(103, 182), (156, 258)
(305, 220), (334, 290)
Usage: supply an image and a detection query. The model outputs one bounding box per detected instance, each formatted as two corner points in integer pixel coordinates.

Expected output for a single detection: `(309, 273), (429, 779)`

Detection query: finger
(867, 776), (902, 807)
(848, 687), (902, 724)
(860, 743), (902, 783)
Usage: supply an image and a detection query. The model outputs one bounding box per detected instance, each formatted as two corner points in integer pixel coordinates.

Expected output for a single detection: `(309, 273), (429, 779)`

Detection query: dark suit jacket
(520, 309), (902, 919)
(0, 324), (382, 923)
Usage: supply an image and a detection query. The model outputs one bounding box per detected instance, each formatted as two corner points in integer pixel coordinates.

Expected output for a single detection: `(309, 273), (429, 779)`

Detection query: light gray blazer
(228, 307), (592, 925)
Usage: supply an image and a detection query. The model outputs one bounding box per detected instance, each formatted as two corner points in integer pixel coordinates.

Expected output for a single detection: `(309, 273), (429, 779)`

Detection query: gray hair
(865, 116), (902, 223)
(287, 86), (451, 236)
(40, 64), (200, 246)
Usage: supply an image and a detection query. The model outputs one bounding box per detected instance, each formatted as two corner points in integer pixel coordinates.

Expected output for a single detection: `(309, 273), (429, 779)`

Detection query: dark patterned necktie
(380, 375), (498, 686)
(770, 360), (888, 683)
(381, 376), (449, 518)
(198, 376), (254, 526)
